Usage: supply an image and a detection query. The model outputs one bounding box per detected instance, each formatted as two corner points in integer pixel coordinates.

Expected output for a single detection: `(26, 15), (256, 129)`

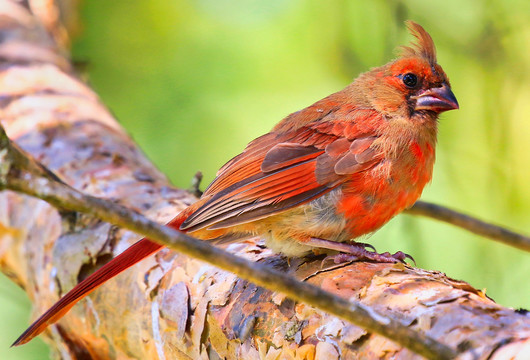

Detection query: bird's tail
(12, 211), (189, 346)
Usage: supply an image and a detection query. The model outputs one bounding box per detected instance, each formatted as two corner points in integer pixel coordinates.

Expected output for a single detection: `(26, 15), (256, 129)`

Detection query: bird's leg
(307, 237), (413, 264)
(307, 238), (376, 253)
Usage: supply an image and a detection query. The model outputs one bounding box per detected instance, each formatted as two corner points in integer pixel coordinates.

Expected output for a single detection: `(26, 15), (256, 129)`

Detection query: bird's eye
(402, 73), (418, 88)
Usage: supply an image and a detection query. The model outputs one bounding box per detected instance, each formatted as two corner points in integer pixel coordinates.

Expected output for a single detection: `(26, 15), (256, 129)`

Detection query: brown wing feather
(182, 109), (383, 232)
(261, 143), (323, 172)
(182, 158), (325, 231)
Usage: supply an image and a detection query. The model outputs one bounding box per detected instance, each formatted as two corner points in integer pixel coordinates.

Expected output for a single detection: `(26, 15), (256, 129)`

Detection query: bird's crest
(400, 21), (437, 66)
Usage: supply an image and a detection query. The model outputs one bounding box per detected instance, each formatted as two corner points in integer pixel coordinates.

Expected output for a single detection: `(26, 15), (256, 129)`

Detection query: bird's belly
(251, 188), (350, 256)
(338, 159), (432, 237)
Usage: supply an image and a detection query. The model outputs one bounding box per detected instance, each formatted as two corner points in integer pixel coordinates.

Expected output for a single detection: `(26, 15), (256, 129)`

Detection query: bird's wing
(181, 108), (383, 231)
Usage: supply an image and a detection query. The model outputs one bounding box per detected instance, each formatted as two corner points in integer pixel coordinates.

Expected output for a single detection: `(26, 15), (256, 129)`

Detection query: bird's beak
(413, 83), (459, 112)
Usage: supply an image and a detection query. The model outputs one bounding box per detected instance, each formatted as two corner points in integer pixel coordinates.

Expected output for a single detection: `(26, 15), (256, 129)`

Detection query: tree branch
(407, 201), (530, 253)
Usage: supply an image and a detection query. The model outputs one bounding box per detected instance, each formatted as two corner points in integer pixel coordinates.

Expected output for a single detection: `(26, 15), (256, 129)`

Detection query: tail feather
(11, 197), (212, 346)
(12, 238), (163, 346)
(12, 210), (193, 347)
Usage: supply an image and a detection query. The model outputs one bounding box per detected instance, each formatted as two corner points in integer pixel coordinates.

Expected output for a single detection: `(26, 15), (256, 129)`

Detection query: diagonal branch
(407, 201), (530, 252)
(0, 124), (457, 360)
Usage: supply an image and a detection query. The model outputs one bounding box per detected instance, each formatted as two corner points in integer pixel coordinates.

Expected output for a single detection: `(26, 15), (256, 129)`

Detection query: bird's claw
(387, 251), (415, 264)
(349, 241), (376, 252)
(307, 237), (413, 265)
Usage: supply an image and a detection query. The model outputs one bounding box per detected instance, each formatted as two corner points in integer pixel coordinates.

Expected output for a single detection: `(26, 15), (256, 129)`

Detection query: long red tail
(12, 214), (187, 346)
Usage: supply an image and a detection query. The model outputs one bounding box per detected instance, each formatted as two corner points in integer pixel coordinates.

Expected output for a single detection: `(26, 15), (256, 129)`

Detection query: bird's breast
(338, 138), (435, 237)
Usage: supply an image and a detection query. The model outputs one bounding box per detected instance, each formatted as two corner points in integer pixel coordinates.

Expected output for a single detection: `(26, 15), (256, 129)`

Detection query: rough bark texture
(0, 1), (529, 359)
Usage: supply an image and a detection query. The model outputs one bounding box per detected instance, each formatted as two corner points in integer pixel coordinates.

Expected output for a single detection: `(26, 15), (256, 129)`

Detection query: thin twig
(0, 130), (456, 359)
(407, 201), (530, 253)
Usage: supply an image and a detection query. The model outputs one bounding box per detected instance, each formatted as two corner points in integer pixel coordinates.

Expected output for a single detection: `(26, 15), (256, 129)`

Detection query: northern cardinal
(14, 21), (458, 346)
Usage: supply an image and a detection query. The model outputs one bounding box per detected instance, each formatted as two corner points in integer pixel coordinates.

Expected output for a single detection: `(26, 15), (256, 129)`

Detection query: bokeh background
(4, 1), (530, 358)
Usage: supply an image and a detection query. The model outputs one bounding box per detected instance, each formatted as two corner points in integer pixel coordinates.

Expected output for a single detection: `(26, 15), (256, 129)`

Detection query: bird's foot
(331, 250), (413, 264)
(308, 237), (413, 264)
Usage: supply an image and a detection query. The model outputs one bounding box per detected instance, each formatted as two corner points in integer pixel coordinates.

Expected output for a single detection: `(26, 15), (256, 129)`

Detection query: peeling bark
(0, 1), (529, 359)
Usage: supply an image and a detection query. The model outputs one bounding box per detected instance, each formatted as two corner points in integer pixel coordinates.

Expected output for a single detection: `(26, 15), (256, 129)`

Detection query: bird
(13, 20), (458, 346)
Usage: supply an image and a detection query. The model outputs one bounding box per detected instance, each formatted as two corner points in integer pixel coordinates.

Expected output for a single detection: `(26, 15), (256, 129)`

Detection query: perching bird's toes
(387, 250), (415, 264)
(330, 250), (413, 264)
(307, 237), (412, 264)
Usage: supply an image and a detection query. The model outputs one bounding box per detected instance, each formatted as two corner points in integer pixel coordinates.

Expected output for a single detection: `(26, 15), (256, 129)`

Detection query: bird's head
(356, 21), (459, 119)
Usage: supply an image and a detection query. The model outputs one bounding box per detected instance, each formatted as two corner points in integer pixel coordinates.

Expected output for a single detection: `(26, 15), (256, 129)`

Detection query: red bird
(14, 21), (458, 346)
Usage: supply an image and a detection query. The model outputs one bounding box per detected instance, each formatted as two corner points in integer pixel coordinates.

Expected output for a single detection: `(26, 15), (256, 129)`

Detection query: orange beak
(413, 83), (459, 112)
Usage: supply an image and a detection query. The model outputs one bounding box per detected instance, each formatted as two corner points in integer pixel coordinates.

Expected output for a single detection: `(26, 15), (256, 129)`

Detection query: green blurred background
(4, 0), (530, 358)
